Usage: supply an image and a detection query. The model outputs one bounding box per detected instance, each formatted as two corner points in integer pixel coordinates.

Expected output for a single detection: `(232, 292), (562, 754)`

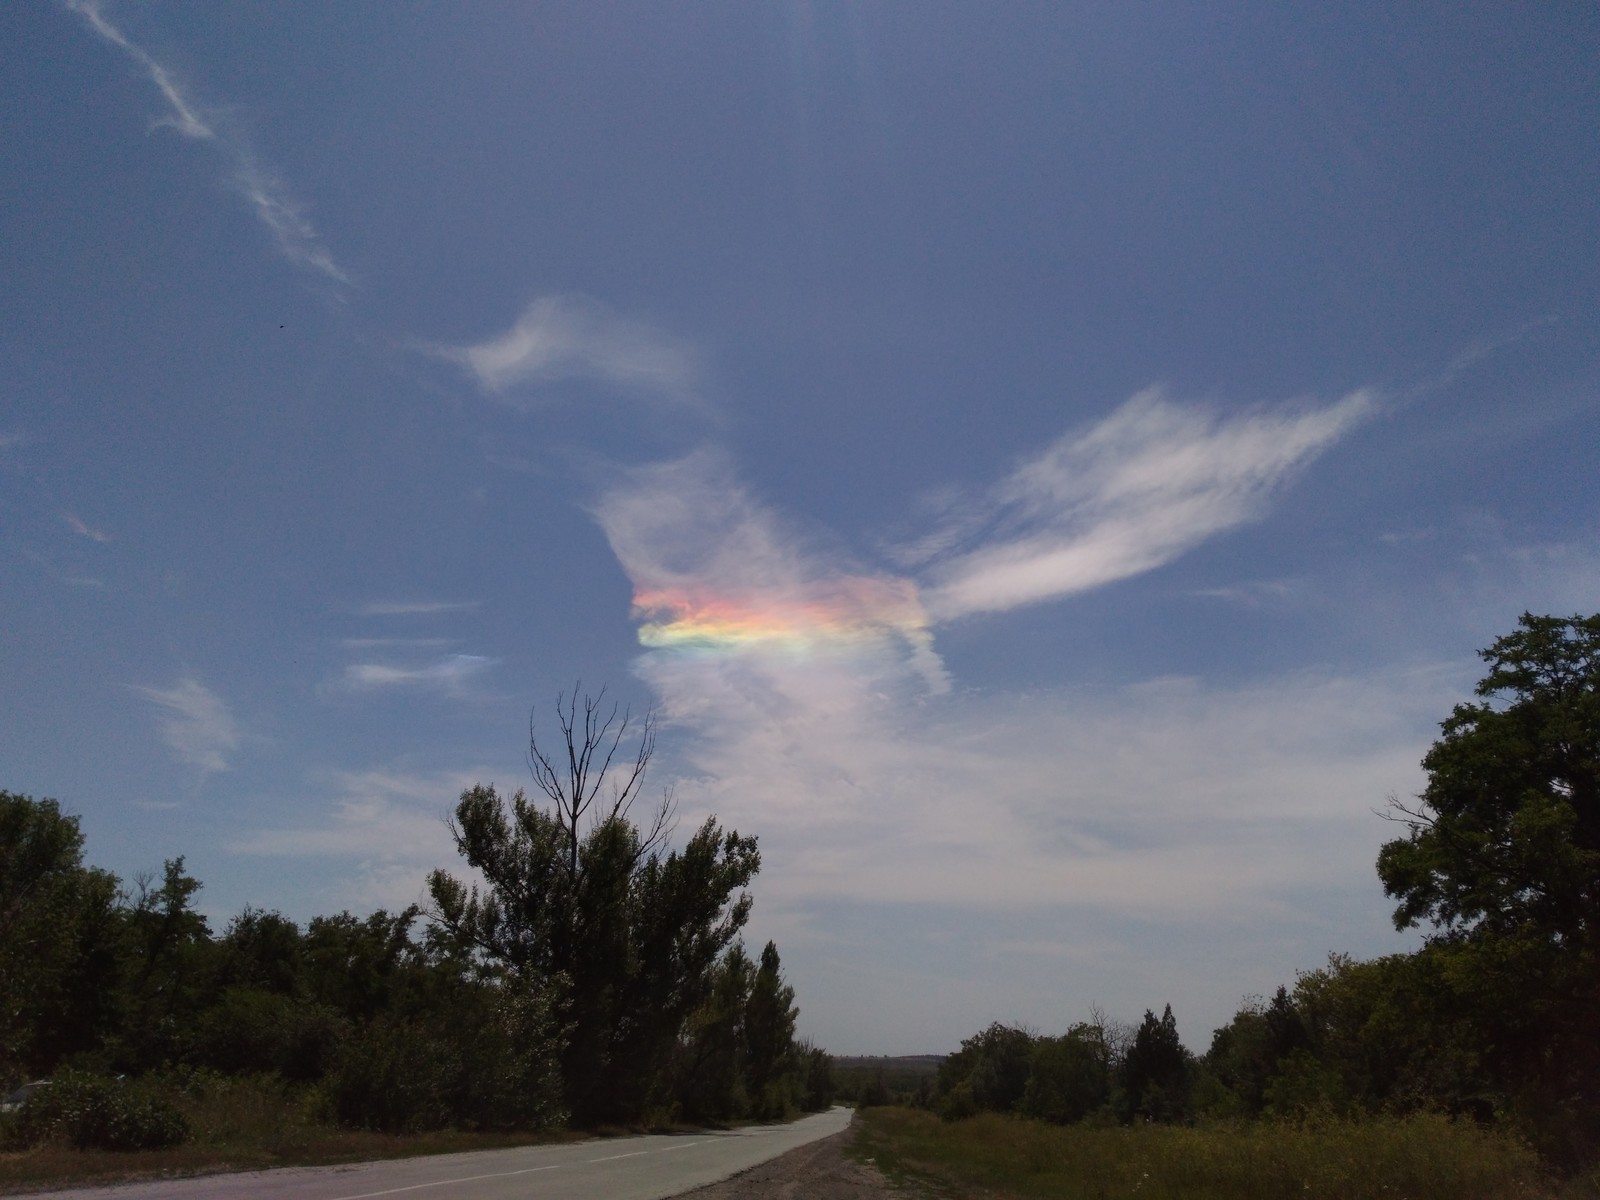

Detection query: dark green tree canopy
(1378, 612), (1600, 944)
(425, 692), (761, 1123)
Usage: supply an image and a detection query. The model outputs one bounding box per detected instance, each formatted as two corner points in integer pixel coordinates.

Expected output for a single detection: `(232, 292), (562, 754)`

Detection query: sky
(2, 1), (1597, 1055)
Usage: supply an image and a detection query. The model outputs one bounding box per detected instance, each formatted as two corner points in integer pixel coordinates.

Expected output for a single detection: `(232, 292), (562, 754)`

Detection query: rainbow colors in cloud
(633, 576), (932, 655)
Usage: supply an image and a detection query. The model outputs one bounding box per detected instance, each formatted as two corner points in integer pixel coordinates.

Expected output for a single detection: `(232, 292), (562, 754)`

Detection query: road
(45, 1107), (854, 1200)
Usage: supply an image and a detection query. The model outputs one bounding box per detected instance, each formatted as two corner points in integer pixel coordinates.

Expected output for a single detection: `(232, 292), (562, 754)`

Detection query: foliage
(0, 693), (815, 1146)
(5, 1071), (188, 1151)
(936, 1023), (1036, 1119)
(1378, 613), (1600, 943)
(326, 986), (564, 1132)
(423, 690), (813, 1126)
(1121, 1005), (1191, 1122)
(1377, 613), (1600, 1164)
(0, 792), (122, 1081)
(1020, 1023), (1112, 1125)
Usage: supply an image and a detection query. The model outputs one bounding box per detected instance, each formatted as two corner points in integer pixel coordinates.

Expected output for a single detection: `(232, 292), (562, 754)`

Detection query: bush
(7, 1071), (188, 1151)
(326, 989), (563, 1132)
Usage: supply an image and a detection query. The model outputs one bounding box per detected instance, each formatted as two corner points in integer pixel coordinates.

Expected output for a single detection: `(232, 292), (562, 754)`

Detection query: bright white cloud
(132, 675), (240, 774)
(594, 451), (949, 696)
(588, 390), (1413, 924)
(916, 388), (1375, 620)
(65, 0), (349, 285)
(443, 296), (697, 403)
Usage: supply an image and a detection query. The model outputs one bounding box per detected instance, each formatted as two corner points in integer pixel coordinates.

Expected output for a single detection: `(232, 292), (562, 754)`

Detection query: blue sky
(3, 1), (1597, 1054)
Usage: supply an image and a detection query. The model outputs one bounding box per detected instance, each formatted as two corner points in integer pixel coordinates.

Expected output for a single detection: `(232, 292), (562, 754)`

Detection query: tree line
(926, 613), (1600, 1172)
(0, 691), (833, 1149)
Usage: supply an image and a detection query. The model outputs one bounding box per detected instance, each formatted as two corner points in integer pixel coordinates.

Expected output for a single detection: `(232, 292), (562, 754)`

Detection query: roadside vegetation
(852, 613), (1600, 1197)
(853, 1106), (1571, 1200)
(0, 690), (834, 1189)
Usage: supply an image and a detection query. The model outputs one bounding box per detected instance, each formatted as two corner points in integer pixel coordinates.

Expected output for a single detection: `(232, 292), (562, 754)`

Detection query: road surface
(39, 1107), (854, 1200)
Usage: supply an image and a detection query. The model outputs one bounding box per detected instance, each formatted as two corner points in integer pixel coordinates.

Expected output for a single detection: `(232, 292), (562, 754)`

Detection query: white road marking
(587, 1150), (649, 1162)
(655, 1141), (704, 1152)
(327, 1164), (561, 1199)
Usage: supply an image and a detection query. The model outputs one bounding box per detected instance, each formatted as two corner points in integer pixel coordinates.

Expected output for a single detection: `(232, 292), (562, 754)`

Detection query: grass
(851, 1106), (1600, 1200)
(0, 1074), (583, 1195)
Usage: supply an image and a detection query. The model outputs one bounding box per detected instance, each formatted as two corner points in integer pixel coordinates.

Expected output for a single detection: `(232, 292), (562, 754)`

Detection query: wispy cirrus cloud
(64, 0), (213, 139)
(912, 388), (1375, 620)
(356, 600), (480, 617)
(132, 675), (240, 773)
(339, 637), (458, 650)
(339, 654), (496, 695)
(438, 295), (698, 404)
(64, 0), (350, 285)
(63, 512), (112, 543)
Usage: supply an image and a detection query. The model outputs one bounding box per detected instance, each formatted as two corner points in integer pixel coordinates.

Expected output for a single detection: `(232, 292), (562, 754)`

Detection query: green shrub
(7, 1071), (188, 1151)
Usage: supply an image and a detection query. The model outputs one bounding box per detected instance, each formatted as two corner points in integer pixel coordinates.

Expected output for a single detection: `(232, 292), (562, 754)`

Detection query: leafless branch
(528, 684), (664, 874)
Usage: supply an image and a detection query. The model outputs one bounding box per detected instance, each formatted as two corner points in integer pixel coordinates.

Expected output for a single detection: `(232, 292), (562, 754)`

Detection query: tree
(744, 941), (799, 1117)
(1378, 612), (1600, 945)
(1021, 1022), (1112, 1124)
(1120, 1005), (1189, 1122)
(1377, 613), (1600, 1165)
(936, 1023), (1036, 1117)
(426, 688), (761, 1124)
(0, 792), (121, 1080)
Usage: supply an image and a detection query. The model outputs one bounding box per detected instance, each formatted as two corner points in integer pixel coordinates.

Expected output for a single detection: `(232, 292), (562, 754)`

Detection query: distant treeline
(922, 614), (1600, 1174)
(0, 694), (835, 1150)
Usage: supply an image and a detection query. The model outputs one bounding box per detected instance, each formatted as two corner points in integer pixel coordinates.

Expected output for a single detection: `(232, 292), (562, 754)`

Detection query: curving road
(45, 1107), (853, 1200)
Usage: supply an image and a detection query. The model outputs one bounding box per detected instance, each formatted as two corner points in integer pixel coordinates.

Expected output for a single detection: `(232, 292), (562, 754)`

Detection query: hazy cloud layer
(132, 676), (240, 773)
(442, 296), (697, 404)
(228, 767), (487, 912)
(65, 0), (349, 285)
(915, 388), (1375, 619)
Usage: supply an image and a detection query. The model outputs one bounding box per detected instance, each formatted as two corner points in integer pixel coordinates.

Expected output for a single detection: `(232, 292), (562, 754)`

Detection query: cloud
(227, 767), (487, 911)
(913, 388), (1375, 620)
(132, 676), (240, 773)
(339, 654), (495, 695)
(63, 512), (111, 543)
(65, 0), (349, 285)
(594, 452), (949, 696)
(439, 296), (697, 403)
(339, 637), (458, 650)
(586, 387), (1405, 919)
(64, 0), (213, 140)
(649, 657), (1449, 918)
(356, 600), (480, 617)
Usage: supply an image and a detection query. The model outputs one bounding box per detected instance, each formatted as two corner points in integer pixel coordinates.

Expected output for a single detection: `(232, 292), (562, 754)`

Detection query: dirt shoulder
(670, 1116), (923, 1200)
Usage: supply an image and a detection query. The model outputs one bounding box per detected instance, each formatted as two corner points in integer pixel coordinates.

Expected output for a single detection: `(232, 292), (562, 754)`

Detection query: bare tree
(525, 685), (674, 876)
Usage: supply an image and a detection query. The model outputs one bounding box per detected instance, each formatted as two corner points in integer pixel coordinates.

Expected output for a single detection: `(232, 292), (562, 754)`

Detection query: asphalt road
(44, 1107), (854, 1200)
